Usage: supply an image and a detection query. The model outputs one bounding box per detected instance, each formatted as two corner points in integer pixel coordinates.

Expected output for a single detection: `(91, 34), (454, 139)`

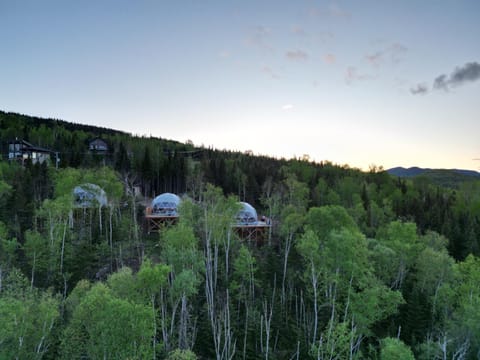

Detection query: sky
(1, 0), (479, 171)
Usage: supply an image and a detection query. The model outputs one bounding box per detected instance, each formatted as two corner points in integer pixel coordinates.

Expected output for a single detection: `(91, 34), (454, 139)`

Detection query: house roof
(89, 138), (108, 144)
(9, 139), (54, 153)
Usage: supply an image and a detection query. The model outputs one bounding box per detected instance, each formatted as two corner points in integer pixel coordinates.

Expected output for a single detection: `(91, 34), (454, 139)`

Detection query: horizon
(4, 108), (480, 174)
(1, 1), (479, 171)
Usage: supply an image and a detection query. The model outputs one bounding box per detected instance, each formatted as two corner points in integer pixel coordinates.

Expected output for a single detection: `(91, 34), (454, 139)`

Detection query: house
(89, 138), (108, 152)
(8, 139), (54, 165)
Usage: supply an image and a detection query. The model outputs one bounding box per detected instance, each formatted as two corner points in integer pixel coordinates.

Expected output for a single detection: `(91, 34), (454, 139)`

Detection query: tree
(167, 349), (198, 360)
(0, 270), (60, 360)
(201, 184), (239, 360)
(0, 221), (18, 293)
(298, 206), (404, 355)
(160, 224), (203, 351)
(23, 230), (48, 289)
(376, 221), (421, 289)
(380, 337), (415, 360)
(136, 259), (170, 358)
(61, 281), (154, 359)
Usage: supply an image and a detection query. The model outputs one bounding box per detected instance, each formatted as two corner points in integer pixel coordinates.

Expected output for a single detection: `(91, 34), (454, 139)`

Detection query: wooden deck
(233, 222), (271, 245)
(145, 207), (178, 233)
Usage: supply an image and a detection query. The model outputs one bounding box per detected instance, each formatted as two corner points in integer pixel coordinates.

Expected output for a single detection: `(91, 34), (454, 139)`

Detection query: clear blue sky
(1, 0), (479, 171)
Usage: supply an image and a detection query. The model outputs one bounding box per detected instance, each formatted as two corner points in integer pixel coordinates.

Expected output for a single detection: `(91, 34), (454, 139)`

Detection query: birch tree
(202, 184), (239, 360)
(61, 282), (153, 359)
(0, 271), (60, 360)
(161, 224), (203, 351)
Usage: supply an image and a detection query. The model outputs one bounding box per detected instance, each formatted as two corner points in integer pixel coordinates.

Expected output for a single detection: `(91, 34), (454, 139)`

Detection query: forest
(1, 110), (480, 359)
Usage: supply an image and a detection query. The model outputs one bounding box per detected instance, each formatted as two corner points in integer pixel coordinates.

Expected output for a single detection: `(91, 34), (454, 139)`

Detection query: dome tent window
(236, 202), (258, 225)
(145, 193), (182, 233)
(234, 201), (271, 245)
(151, 193), (181, 216)
(73, 183), (108, 208)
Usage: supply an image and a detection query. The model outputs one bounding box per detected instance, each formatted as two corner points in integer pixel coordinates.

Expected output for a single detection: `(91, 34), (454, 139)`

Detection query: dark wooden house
(8, 139), (54, 165)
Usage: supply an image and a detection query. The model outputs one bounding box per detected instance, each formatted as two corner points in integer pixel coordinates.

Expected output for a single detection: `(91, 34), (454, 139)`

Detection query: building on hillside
(89, 138), (109, 153)
(145, 192), (181, 233)
(7, 139), (55, 165)
(233, 201), (271, 245)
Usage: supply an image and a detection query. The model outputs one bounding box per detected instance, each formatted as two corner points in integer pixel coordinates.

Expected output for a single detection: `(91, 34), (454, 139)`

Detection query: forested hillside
(1, 110), (480, 359)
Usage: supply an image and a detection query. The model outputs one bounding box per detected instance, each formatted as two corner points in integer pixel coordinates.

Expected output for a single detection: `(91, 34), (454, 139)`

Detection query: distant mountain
(388, 167), (480, 178)
(387, 167), (480, 188)
(387, 167), (427, 177)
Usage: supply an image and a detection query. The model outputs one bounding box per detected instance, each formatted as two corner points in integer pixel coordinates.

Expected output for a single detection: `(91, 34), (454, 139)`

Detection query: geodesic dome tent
(151, 193), (181, 216)
(73, 183), (108, 208)
(236, 202), (258, 225)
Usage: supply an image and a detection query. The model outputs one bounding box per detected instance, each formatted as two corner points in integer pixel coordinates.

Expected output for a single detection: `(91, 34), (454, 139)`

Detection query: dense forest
(1, 110), (480, 359)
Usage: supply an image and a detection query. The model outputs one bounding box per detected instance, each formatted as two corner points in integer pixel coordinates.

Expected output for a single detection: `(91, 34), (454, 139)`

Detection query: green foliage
(167, 349), (198, 360)
(0, 270), (60, 359)
(0, 221), (18, 267)
(136, 258), (170, 299)
(61, 281), (153, 359)
(305, 205), (359, 240)
(380, 337), (415, 360)
(2, 111), (480, 358)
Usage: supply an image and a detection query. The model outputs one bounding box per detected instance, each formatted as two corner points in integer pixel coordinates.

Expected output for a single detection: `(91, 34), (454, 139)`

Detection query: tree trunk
(31, 251), (36, 290)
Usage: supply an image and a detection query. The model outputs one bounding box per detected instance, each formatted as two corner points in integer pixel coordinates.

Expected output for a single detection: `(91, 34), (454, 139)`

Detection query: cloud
(282, 104), (294, 110)
(446, 62), (480, 87)
(323, 53), (336, 64)
(433, 74), (448, 90)
(345, 66), (372, 84)
(365, 43), (408, 67)
(435, 62), (480, 91)
(412, 62), (480, 95)
(410, 83), (429, 95)
(286, 50), (308, 61)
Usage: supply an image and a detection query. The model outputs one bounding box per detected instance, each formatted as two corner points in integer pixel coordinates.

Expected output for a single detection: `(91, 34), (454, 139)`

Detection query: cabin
(233, 202), (271, 245)
(8, 139), (54, 165)
(145, 193), (181, 233)
(89, 138), (109, 153)
(73, 183), (108, 208)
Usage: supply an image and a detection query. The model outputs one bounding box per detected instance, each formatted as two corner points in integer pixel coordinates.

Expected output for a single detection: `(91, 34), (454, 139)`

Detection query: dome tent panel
(73, 183), (108, 208)
(151, 193), (181, 216)
(236, 202), (258, 225)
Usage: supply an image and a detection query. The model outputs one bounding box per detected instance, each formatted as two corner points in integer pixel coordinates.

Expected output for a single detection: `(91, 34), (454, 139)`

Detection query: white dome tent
(145, 193), (182, 233)
(151, 193), (181, 217)
(236, 202), (259, 225)
(234, 201), (271, 245)
(73, 183), (107, 208)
